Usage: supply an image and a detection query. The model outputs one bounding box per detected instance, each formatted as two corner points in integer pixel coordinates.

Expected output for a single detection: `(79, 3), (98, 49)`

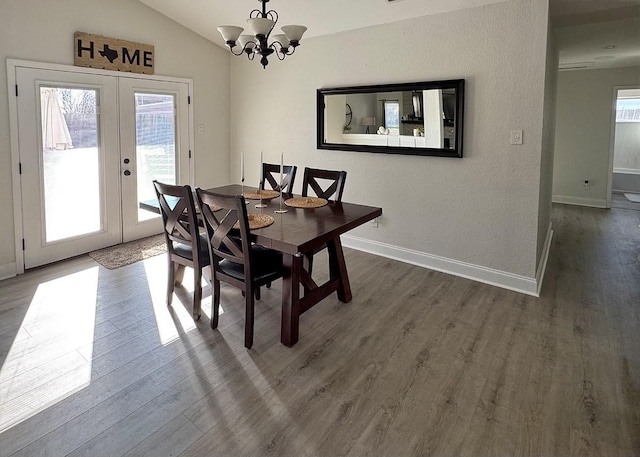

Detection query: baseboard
(613, 168), (640, 175)
(552, 195), (607, 208)
(341, 235), (540, 297)
(0, 262), (17, 281)
(535, 222), (553, 296)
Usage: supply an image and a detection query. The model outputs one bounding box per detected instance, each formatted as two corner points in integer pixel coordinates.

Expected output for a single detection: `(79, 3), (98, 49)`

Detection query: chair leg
(193, 269), (202, 320)
(211, 279), (220, 329)
(266, 282), (272, 289)
(167, 259), (175, 305)
(174, 264), (186, 285)
(244, 286), (255, 349)
(255, 286), (261, 301)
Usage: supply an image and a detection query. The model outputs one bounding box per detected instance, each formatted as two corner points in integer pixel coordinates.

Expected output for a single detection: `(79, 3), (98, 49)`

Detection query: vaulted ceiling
(138, 0), (640, 70)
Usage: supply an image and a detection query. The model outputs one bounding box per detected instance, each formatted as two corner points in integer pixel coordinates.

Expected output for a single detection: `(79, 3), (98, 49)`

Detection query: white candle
(280, 153), (284, 190)
(241, 150), (245, 183)
(260, 150), (263, 187)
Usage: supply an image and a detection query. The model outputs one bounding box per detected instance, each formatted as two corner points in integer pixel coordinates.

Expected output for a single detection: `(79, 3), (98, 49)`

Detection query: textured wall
(553, 66), (640, 207)
(229, 0), (550, 278)
(537, 19), (558, 271)
(0, 0), (231, 272)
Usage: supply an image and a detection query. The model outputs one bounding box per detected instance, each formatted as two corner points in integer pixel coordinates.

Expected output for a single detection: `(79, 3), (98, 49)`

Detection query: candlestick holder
(241, 180), (249, 204)
(274, 184), (288, 214)
(255, 184), (267, 208)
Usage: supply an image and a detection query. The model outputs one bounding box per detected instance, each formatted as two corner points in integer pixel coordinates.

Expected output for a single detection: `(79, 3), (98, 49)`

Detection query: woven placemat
(284, 196), (328, 208)
(234, 213), (275, 230)
(243, 189), (279, 200)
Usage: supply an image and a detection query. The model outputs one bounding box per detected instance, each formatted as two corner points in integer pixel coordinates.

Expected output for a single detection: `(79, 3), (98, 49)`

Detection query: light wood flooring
(0, 203), (639, 456)
(611, 192), (640, 211)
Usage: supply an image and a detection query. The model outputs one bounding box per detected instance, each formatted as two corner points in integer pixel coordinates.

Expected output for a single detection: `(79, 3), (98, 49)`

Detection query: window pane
(134, 93), (177, 221)
(384, 101), (400, 135)
(42, 87), (101, 242)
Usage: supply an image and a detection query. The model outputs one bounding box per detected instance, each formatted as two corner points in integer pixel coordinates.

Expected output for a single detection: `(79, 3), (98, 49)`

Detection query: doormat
(89, 234), (166, 269)
(624, 193), (640, 203)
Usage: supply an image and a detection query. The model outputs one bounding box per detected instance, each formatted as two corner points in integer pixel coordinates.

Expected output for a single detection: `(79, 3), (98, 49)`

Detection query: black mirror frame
(317, 79), (464, 158)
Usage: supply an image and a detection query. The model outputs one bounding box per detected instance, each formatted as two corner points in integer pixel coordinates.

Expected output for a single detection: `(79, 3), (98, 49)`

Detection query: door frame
(7, 59), (194, 274)
(606, 85), (640, 208)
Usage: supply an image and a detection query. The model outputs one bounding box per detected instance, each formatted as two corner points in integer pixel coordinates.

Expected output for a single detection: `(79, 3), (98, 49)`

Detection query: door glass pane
(134, 93), (176, 222)
(41, 87), (101, 242)
(384, 101), (400, 136)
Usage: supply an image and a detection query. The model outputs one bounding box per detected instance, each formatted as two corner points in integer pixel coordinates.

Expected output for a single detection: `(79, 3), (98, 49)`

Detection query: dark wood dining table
(142, 184), (382, 346)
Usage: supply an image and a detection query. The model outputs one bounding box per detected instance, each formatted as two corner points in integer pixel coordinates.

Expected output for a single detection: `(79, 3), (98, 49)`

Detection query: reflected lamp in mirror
(317, 79), (464, 158)
(361, 117), (376, 134)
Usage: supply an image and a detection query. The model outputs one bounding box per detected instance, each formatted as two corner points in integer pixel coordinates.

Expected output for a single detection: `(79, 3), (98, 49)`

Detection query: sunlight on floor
(0, 266), (99, 433)
(142, 255), (217, 344)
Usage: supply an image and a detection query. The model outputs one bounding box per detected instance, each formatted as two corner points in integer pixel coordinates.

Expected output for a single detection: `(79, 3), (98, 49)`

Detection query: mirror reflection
(317, 80), (464, 158)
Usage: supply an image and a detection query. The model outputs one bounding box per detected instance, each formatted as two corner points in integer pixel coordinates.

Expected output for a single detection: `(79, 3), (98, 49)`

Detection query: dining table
(141, 184), (382, 347)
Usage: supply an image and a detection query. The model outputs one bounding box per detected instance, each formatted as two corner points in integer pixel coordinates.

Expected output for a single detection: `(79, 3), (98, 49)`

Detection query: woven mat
(624, 193), (640, 203)
(234, 213), (275, 230)
(243, 189), (279, 200)
(89, 234), (166, 269)
(285, 196), (328, 208)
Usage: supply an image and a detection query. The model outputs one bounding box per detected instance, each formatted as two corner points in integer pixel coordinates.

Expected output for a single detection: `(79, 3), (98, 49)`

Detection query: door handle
(123, 170), (131, 176)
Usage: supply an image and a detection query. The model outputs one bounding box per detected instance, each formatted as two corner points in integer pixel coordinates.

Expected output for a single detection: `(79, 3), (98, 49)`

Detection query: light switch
(510, 130), (523, 145)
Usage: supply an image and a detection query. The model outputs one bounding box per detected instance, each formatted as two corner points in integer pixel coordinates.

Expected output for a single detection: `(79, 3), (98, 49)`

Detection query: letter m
(122, 48), (140, 65)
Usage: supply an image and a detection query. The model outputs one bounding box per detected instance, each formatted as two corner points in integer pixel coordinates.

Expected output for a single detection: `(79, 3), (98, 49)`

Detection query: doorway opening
(610, 87), (640, 210)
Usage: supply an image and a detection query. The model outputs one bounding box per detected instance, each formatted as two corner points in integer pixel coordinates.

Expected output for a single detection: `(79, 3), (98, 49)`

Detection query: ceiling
(138, 0), (640, 71)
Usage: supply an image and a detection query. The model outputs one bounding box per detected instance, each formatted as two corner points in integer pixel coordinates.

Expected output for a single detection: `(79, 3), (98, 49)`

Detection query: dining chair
(153, 180), (210, 319)
(301, 167), (348, 276)
(302, 167), (347, 201)
(196, 188), (285, 349)
(260, 162), (297, 193)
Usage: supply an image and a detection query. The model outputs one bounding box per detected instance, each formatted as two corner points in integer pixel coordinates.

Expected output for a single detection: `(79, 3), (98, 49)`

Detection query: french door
(15, 66), (190, 269)
(118, 78), (190, 242)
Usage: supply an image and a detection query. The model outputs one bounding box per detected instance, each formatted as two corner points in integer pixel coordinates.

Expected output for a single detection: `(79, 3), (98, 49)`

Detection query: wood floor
(0, 203), (639, 456)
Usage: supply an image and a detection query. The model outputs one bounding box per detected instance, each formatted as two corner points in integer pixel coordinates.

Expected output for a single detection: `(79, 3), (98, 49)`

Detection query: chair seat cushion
(173, 234), (210, 263)
(218, 245), (283, 284)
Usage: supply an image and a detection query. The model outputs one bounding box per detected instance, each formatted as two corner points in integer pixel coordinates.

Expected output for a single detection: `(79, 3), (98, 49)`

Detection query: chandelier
(217, 0), (307, 69)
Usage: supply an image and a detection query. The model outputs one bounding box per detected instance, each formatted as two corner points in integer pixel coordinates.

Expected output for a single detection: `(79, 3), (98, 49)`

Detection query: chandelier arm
(265, 10), (278, 23)
(270, 43), (287, 60)
(228, 45), (247, 57)
(249, 9), (262, 19)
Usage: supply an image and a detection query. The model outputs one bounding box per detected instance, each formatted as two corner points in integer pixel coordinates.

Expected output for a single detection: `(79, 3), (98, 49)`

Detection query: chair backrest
(302, 167), (347, 201)
(261, 163), (297, 193)
(153, 180), (200, 256)
(195, 189), (253, 281)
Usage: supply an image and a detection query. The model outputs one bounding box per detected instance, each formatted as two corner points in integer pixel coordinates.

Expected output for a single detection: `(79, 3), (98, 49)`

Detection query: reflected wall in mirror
(317, 79), (464, 158)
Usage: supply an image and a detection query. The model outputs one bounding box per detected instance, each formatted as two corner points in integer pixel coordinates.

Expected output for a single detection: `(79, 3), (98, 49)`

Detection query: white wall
(536, 18), (558, 277)
(229, 0), (550, 289)
(0, 0), (231, 276)
(553, 66), (640, 207)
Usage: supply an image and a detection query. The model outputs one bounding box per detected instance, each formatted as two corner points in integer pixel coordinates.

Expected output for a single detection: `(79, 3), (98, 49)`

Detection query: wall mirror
(317, 79), (464, 158)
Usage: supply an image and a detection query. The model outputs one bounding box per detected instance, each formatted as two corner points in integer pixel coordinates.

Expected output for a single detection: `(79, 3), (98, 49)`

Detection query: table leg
(281, 253), (301, 346)
(327, 236), (352, 303)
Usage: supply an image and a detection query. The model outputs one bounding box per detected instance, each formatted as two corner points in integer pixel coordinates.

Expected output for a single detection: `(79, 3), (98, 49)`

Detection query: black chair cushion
(173, 234), (210, 262)
(218, 245), (283, 284)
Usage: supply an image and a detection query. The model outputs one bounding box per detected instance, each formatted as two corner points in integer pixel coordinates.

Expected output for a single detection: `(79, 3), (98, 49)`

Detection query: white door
(15, 66), (191, 269)
(17, 68), (122, 269)
(118, 78), (190, 242)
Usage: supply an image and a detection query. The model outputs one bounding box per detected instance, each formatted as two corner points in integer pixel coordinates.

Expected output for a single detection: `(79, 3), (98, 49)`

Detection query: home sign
(74, 32), (154, 75)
